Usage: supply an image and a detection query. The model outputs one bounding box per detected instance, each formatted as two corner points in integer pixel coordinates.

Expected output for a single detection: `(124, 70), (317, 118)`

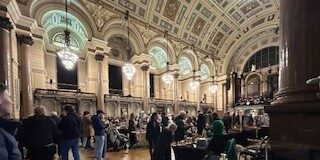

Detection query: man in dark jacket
(146, 112), (161, 157)
(0, 83), (22, 160)
(161, 112), (169, 127)
(222, 112), (232, 133)
(91, 110), (108, 160)
(24, 106), (59, 160)
(152, 123), (177, 160)
(51, 111), (60, 125)
(58, 105), (82, 160)
(197, 112), (206, 135)
(174, 111), (187, 142)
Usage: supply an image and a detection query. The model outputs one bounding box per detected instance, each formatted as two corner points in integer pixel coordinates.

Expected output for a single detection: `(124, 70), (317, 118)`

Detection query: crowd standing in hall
(0, 82), (270, 160)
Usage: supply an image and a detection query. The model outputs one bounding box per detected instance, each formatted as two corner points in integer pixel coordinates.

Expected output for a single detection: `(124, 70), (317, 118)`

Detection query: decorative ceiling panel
(163, 0), (181, 21)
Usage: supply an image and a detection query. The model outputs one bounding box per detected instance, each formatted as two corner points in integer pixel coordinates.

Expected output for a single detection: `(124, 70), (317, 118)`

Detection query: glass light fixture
(189, 70), (200, 91)
(189, 80), (200, 91)
(57, 1), (78, 70)
(162, 72), (174, 84)
(122, 63), (136, 80)
(162, 62), (173, 84)
(209, 83), (218, 93)
(122, 10), (136, 81)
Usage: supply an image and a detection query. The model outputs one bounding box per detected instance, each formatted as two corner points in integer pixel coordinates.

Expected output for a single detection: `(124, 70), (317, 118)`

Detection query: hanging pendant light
(122, 10), (136, 80)
(122, 63), (136, 80)
(189, 70), (200, 91)
(162, 62), (173, 84)
(57, 0), (78, 70)
(209, 83), (218, 93)
(162, 31), (173, 84)
(209, 76), (218, 93)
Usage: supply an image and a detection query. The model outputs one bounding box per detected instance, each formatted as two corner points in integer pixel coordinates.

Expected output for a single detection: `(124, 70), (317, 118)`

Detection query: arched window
(246, 74), (260, 97)
(178, 56), (192, 75)
(41, 10), (88, 90)
(200, 64), (210, 80)
(107, 35), (134, 61)
(243, 46), (279, 73)
(149, 47), (168, 69)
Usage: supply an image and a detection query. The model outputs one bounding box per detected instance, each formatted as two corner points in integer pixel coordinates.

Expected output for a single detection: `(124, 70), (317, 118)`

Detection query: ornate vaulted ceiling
(13, 0), (280, 75)
(78, 0), (279, 70)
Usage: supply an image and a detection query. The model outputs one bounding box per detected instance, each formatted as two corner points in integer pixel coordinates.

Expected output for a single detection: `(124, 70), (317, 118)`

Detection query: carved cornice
(17, 35), (34, 46)
(0, 16), (13, 31)
(95, 52), (105, 61)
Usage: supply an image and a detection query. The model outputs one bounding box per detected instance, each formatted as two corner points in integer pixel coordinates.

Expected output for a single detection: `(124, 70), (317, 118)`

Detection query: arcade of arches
(0, 0), (319, 159)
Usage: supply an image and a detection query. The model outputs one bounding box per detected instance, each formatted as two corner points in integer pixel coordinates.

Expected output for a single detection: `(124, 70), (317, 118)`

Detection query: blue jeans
(60, 138), (80, 160)
(95, 135), (107, 160)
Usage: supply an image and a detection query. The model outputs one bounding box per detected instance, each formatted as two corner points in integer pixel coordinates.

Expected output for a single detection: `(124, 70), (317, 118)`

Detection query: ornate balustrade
(33, 89), (97, 114)
(34, 88), (96, 101)
(104, 94), (143, 104)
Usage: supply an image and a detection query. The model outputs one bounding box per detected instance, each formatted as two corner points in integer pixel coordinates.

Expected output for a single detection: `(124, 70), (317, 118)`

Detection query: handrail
(104, 94), (143, 102)
(34, 88), (96, 99)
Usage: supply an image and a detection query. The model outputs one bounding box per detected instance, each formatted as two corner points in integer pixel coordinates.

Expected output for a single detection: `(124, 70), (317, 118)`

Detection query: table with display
(172, 130), (257, 160)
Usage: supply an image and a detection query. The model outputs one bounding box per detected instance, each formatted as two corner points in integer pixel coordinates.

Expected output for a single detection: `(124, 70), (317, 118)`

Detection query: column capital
(17, 35), (34, 46)
(141, 64), (149, 71)
(0, 16), (13, 31)
(95, 52), (105, 61)
(173, 73), (179, 79)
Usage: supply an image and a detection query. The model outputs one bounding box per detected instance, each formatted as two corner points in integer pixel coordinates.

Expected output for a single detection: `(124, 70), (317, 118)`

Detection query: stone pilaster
(265, 0), (320, 159)
(173, 72), (179, 115)
(17, 34), (34, 118)
(95, 52), (105, 111)
(0, 16), (12, 87)
(141, 64), (149, 112)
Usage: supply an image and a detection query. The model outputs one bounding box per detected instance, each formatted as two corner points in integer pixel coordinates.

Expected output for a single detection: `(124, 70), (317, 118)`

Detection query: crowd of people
(0, 82), (270, 160)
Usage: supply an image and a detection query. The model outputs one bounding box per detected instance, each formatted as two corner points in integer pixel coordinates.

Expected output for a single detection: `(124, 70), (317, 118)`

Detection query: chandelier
(189, 80), (200, 91)
(162, 61), (173, 85)
(57, 0), (78, 70)
(162, 72), (174, 84)
(122, 10), (136, 81)
(122, 63), (136, 80)
(209, 83), (218, 93)
(189, 70), (200, 91)
(162, 32), (173, 85)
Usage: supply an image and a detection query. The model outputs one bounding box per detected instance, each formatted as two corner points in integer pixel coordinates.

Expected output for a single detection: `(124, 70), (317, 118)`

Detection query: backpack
(63, 116), (81, 138)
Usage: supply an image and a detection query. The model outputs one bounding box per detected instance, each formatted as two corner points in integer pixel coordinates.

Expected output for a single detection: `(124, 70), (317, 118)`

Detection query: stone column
(196, 82), (201, 112)
(141, 65), (149, 112)
(265, 0), (320, 159)
(173, 73), (179, 115)
(17, 35), (34, 118)
(95, 52), (105, 111)
(0, 17), (12, 87)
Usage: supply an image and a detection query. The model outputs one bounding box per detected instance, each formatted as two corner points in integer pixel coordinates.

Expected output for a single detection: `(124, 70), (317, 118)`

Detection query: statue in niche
(251, 64), (256, 72)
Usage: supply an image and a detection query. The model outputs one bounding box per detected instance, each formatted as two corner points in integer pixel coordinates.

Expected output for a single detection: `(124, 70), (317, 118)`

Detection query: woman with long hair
(128, 113), (138, 147)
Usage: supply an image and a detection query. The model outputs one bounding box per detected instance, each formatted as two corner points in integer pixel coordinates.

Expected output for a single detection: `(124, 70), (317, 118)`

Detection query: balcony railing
(104, 94), (143, 103)
(149, 98), (173, 104)
(34, 88), (96, 100)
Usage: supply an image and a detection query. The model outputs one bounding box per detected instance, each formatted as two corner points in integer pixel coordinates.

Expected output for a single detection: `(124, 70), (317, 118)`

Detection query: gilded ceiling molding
(79, 0), (111, 32)
(136, 24), (157, 45)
